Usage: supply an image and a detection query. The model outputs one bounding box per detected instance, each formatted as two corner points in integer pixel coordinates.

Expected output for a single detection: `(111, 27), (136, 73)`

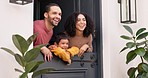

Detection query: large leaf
(126, 42), (135, 48)
(127, 67), (136, 78)
(138, 63), (145, 74)
(136, 28), (146, 36)
(141, 73), (148, 78)
(14, 68), (24, 73)
(120, 47), (128, 53)
(24, 47), (40, 62)
(142, 63), (148, 72)
(126, 51), (137, 64)
(120, 35), (132, 40)
(25, 61), (38, 73)
(134, 48), (145, 56)
(12, 34), (29, 55)
(14, 54), (26, 67)
(27, 34), (37, 46)
(29, 61), (44, 72)
(1, 47), (15, 55)
(137, 41), (147, 46)
(143, 52), (148, 62)
(136, 32), (148, 40)
(19, 72), (28, 78)
(32, 68), (55, 78)
(123, 25), (133, 35)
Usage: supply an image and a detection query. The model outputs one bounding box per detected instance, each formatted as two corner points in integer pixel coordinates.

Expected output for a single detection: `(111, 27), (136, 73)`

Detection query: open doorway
(34, 0), (103, 78)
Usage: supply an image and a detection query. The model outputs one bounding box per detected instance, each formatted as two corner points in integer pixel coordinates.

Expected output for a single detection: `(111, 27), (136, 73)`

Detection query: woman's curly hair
(64, 12), (94, 37)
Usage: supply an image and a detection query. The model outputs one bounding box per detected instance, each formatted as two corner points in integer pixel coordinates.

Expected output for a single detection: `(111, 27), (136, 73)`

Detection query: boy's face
(57, 39), (69, 50)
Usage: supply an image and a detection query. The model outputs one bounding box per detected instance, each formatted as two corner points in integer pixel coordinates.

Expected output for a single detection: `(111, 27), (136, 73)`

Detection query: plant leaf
(126, 51), (137, 64)
(141, 72), (148, 78)
(134, 48), (145, 56)
(27, 34), (37, 46)
(120, 35), (132, 40)
(126, 42), (135, 48)
(24, 47), (40, 62)
(123, 25), (133, 35)
(143, 52), (148, 62)
(25, 61), (38, 73)
(138, 63), (145, 74)
(12, 34), (29, 55)
(142, 63), (148, 72)
(120, 47), (128, 53)
(146, 73), (148, 77)
(14, 68), (24, 73)
(137, 41), (147, 46)
(32, 68), (55, 78)
(127, 67), (136, 78)
(29, 61), (44, 72)
(19, 72), (28, 78)
(136, 32), (148, 40)
(1, 47), (15, 55)
(136, 28), (146, 36)
(14, 54), (25, 67)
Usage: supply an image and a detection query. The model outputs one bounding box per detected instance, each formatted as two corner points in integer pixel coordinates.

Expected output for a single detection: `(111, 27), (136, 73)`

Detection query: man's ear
(44, 12), (48, 18)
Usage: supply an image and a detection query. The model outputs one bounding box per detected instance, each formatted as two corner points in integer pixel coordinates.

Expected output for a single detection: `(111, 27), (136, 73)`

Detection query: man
(33, 3), (62, 62)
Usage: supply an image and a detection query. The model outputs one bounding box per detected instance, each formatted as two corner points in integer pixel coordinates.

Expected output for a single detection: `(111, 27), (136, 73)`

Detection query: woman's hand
(78, 44), (89, 57)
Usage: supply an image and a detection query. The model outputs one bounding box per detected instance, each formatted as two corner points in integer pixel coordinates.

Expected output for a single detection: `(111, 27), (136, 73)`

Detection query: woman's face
(76, 14), (86, 31)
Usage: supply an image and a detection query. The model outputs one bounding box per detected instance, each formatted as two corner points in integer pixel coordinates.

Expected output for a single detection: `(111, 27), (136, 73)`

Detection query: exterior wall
(0, 0), (148, 78)
(102, 0), (148, 78)
(0, 1), (33, 78)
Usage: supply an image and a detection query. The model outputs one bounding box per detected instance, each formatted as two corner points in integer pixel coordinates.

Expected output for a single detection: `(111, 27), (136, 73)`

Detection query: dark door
(34, 0), (103, 78)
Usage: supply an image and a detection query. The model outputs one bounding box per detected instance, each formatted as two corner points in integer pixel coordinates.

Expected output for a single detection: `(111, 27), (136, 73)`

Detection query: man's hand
(48, 45), (57, 50)
(40, 46), (53, 61)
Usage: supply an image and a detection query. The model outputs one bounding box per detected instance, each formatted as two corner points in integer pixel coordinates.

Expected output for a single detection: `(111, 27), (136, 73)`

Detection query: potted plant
(1, 34), (54, 78)
(120, 25), (148, 78)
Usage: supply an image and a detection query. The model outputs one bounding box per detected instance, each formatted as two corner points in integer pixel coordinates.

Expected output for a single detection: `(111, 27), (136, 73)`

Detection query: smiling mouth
(53, 18), (60, 22)
(54, 20), (59, 23)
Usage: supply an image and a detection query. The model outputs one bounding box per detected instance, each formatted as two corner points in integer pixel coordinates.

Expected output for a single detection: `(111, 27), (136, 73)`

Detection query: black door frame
(34, 0), (103, 78)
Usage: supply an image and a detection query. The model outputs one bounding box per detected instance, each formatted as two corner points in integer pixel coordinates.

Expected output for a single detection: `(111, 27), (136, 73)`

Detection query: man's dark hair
(55, 32), (69, 44)
(44, 3), (60, 13)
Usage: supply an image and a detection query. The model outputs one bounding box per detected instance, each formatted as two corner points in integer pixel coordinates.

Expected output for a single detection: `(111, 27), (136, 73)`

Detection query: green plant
(120, 25), (148, 78)
(1, 34), (54, 78)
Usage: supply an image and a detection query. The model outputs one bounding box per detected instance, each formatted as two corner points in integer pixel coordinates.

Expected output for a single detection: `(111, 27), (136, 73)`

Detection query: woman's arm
(86, 34), (93, 52)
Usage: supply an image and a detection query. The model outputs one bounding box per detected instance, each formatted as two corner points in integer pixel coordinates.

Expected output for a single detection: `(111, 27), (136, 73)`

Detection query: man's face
(45, 6), (62, 27)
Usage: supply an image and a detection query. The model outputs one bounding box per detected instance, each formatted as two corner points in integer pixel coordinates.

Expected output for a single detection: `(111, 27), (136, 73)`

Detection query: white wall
(0, 0), (148, 78)
(0, 1), (33, 78)
(102, 0), (148, 78)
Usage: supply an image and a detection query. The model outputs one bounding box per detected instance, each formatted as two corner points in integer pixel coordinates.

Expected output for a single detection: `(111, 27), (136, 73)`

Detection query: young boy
(49, 32), (79, 64)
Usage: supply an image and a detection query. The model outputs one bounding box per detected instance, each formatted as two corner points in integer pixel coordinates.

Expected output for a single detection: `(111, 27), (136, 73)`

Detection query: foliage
(1, 34), (54, 78)
(120, 25), (148, 78)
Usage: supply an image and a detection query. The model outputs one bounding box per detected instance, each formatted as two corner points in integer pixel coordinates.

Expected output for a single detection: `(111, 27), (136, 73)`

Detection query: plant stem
(140, 56), (144, 63)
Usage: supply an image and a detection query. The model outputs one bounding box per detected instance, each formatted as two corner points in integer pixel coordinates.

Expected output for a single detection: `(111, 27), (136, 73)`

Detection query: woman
(64, 12), (94, 57)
